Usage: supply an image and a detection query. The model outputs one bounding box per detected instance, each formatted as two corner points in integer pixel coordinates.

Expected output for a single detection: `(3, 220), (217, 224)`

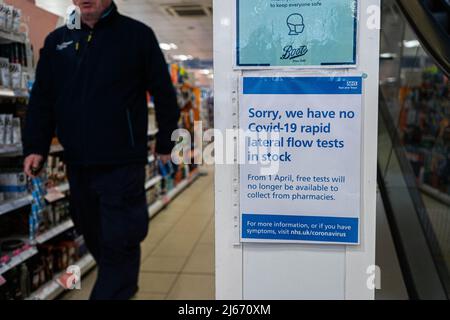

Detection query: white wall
(214, 0), (380, 300)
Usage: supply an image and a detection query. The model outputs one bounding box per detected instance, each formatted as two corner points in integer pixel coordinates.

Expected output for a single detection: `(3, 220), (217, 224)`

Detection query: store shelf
(35, 220), (74, 244)
(145, 175), (162, 190)
(0, 195), (33, 217)
(0, 145), (23, 157)
(148, 172), (199, 218)
(0, 88), (28, 99)
(148, 198), (165, 218)
(55, 182), (70, 193)
(0, 29), (27, 44)
(27, 254), (96, 300)
(44, 182), (70, 203)
(0, 246), (38, 275)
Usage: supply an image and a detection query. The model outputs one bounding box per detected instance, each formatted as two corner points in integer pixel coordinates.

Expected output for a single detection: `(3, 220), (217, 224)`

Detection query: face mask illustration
(287, 13), (305, 35)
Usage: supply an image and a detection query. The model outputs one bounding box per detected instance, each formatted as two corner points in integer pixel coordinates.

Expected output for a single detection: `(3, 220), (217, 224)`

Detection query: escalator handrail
(395, 0), (450, 76)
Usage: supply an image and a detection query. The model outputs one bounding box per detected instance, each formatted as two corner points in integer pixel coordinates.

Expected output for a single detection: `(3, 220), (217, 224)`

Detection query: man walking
(23, 0), (180, 300)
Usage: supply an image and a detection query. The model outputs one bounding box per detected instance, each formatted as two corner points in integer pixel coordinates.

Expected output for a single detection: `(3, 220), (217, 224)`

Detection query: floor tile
(183, 243), (215, 275)
(199, 223), (214, 244)
(141, 242), (158, 261)
(141, 256), (187, 273)
(133, 292), (166, 300)
(151, 238), (197, 257)
(167, 274), (215, 300)
(138, 273), (178, 294)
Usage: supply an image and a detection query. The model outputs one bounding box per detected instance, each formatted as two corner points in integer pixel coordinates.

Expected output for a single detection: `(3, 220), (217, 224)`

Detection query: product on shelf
(0, 4), (22, 33)
(0, 57), (10, 88)
(0, 114), (22, 148)
(45, 155), (68, 188)
(0, 42), (30, 91)
(0, 230), (87, 300)
(399, 68), (450, 196)
(0, 170), (27, 201)
(40, 200), (71, 232)
(29, 178), (46, 242)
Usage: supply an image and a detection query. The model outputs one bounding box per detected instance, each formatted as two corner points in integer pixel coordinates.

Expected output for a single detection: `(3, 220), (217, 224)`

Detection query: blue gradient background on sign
(243, 77), (363, 95)
(242, 214), (359, 243)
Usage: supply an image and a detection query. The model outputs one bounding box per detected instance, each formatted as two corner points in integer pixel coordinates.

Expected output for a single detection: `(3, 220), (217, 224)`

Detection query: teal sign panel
(236, 0), (358, 67)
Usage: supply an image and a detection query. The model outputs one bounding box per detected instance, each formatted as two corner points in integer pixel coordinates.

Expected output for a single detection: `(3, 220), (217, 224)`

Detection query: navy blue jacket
(24, 3), (180, 165)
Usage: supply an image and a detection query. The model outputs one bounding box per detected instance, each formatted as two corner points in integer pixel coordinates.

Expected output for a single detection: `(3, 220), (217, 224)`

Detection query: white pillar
(214, 0), (380, 300)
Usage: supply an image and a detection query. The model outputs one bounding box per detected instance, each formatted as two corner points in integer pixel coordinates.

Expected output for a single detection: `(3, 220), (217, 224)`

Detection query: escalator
(377, 0), (450, 299)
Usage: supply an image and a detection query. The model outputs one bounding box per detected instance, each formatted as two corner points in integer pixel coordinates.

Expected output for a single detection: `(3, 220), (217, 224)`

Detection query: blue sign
(240, 75), (362, 245)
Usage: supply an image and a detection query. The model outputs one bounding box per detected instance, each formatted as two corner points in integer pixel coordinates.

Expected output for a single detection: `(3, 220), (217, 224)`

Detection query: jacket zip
(126, 109), (136, 148)
(80, 30), (94, 163)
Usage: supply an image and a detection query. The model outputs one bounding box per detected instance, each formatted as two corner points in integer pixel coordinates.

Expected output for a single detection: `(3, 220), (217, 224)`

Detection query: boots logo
(280, 45), (308, 60)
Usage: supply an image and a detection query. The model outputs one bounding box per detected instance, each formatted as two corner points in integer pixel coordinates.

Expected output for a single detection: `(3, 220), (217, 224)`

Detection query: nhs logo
(346, 81), (359, 87)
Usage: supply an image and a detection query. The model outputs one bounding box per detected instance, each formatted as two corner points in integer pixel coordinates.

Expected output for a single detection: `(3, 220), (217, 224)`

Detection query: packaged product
(4, 114), (13, 145)
(4, 5), (13, 31)
(10, 62), (21, 90)
(0, 114), (5, 145)
(21, 71), (30, 91)
(12, 8), (21, 32)
(12, 117), (21, 145)
(0, 4), (6, 30)
(0, 57), (10, 88)
(0, 171), (27, 200)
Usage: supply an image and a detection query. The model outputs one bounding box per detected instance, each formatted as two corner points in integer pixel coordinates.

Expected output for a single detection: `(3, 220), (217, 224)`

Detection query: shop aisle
(62, 167), (215, 300)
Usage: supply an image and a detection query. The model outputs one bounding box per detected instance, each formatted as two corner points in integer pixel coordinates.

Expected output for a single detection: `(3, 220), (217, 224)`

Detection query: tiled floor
(62, 167), (215, 300)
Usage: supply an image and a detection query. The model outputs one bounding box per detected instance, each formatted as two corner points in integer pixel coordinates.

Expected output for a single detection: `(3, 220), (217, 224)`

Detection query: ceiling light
(173, 54), (194, 61)
(160, 43), (172, 51)
(200, 69), (211, 75)
(403, 40), (420, 48)
(380, 53), (397, 59)
(169, 43), (178, 50)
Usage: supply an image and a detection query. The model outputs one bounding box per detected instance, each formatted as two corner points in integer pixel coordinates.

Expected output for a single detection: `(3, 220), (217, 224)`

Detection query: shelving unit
(35, 220), (74, 244)
(0, 195), (33, 217)
(0, 88), (28, 99)
(0, 246), (38, 276)
(145, 175), (162, 190)
(0, 30), (27, 44)
(26, 254), (95, 300)
(0, 145), (23, 158)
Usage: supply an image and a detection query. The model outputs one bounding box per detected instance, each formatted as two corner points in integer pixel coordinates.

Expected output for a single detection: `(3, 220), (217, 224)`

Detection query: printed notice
(239, 76), (362, 244)
(236, 0), (358, 67)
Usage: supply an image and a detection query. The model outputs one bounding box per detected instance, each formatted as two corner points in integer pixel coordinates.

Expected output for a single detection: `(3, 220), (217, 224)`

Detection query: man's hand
(157, 154), (172, 164)
(24, 154), (45, 178)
